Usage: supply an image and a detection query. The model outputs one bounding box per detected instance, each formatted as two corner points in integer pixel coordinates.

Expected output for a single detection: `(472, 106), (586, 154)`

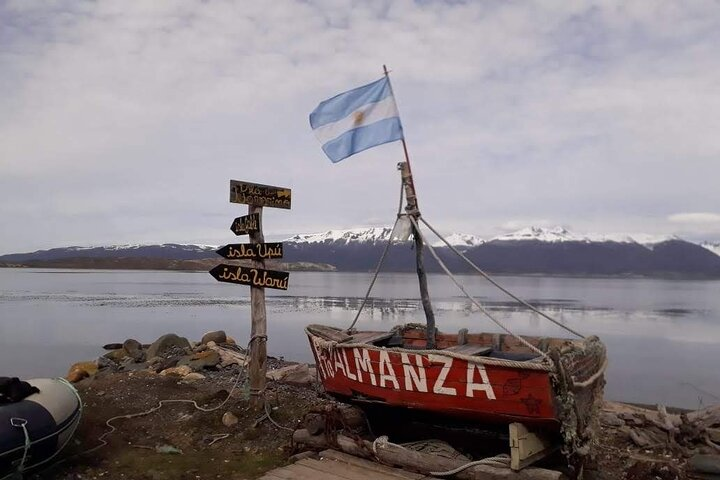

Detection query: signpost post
(210, 180), (291, 408)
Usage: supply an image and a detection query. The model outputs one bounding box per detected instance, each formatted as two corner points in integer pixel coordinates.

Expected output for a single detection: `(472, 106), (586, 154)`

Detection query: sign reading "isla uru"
(230, 180), (291, 209)
(209, 264), (289, 290)
(216, 242), (283, 260)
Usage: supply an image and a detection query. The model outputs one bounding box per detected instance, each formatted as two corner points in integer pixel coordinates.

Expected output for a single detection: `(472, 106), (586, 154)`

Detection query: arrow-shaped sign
(209, 264), (289, 290)
(216, 242), (283, 260)
(230, 213), (260, 236)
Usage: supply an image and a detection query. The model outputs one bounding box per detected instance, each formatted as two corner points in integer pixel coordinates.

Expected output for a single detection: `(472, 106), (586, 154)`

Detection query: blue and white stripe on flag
(309, 77), (404, 163)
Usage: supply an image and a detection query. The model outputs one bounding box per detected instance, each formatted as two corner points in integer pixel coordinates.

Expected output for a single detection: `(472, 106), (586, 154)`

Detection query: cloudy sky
(2, 0), (720, 254)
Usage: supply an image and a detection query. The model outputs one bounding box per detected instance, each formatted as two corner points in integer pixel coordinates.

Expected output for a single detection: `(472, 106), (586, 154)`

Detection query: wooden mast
(384, 65), (436, 349)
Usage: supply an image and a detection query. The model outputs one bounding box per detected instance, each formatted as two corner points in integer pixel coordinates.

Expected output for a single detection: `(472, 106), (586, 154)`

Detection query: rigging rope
(346, 180), (405, 332)
(420, 217), (585, 339)
(409, 216), (547, 359)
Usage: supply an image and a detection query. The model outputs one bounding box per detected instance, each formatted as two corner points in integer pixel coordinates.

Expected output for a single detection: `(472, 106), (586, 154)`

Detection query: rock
(103, 348), (130, 363)
(181, 372), (206, 382)
(626, 460), (681, 480)
(146, 333), (191, 359)
(208, 346), (247, 368)
(152, 356), (180, 373)
(225, 336), (236, 345)
(600, 411), (625, 428)
(122, 338), (145, 362)
(67, 361), (98, 383)
(222, 411), (238, 427)
(201, 330), (227, 345)
(159, 365), (193, 377)
(266, 364), (312, 386)
(689, 455), (720, 475)
(188, 351), (221, 370)
(102, 343), (123, 351)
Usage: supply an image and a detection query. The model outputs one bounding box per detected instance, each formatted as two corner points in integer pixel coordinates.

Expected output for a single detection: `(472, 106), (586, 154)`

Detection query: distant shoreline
(2, 260), (720, 280)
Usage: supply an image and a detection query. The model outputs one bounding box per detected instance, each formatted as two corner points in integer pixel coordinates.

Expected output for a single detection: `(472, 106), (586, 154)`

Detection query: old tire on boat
(0, 378), (81, 476)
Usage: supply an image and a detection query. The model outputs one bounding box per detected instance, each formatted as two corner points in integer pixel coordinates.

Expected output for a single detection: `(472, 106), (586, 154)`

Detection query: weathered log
(373, 436), (566, 480)
(292, 429), (373, 459)
(292, 429), (566, 480)
(304, 413), (325, 435)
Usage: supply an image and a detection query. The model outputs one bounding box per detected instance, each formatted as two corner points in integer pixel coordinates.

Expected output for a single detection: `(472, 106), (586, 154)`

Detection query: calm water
(1, 268), (719, 409)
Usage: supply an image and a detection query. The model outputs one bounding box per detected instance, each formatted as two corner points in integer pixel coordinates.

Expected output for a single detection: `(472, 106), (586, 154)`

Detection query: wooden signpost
(210, 180), (292, 408)
(215, 242), (284, 260)
(230, 213), (260, 236)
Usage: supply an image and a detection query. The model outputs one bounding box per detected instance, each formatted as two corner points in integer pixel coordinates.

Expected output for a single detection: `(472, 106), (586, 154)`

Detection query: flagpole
(383, 64), (420, 214)
(383, 64), (436, 349)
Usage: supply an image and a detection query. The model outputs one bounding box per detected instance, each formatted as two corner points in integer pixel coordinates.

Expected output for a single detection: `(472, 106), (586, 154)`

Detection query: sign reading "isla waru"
(209, 264), (289, 290)
(230, 180), (291, 209)
(216, 242), (283, 260)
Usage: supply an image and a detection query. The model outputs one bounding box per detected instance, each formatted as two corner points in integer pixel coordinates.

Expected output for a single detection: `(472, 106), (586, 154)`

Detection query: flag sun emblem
(352, 110), (366, 126)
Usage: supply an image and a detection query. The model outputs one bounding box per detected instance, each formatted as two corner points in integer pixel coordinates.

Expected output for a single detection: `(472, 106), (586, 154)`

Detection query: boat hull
(307, 333), (561, 427)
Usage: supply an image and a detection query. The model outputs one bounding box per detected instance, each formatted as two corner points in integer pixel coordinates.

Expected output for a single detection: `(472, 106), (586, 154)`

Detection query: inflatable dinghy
(0, 378), (81, 478)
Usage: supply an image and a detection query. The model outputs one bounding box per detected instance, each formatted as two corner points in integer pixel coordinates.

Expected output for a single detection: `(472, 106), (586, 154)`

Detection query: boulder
(178, 351), (221, 371)
(103, 348), (130, 363)
(225, 336), (237, 345)
(67, 361), (98, 383)
(159, 365), (193, 377)
(122, 338), (145, 362)
(201, 330), (227, 345)
(147, 333), (191, 359)
(266, 364), (312, 386)
(689, 455), (720, 475)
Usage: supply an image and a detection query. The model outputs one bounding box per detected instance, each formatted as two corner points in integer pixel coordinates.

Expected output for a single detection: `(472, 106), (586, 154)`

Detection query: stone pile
(66, 330), (316, 388)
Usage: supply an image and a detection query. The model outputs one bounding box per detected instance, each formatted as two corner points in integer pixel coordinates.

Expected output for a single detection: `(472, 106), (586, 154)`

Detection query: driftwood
(292, 429), (566, 480)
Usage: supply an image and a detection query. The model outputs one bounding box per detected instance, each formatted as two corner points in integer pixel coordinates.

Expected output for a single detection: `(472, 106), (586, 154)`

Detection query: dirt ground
(29, 365), (700, 480)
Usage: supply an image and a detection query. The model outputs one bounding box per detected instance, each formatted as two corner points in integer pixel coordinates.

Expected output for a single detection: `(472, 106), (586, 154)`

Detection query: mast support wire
(419, 217), (585, 340)
(409, 215), (548, 359)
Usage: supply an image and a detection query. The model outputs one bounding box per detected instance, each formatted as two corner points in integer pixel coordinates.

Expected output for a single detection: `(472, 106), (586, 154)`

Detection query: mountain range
(2, 226), (720, 277)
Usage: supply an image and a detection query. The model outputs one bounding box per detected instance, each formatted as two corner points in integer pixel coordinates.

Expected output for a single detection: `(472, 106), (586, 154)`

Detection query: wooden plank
(350, 331), (395, 345)
(320, 450), (425, 479)
(209, 263), (289, 290)
(216, 242), (283, 260)
(298, 458), (402, 480)
(230, 180), (291, 209)
(509, 422), (559, 471)
(230, 213), (260, 235)
(307, 324), (353, 343)
(444, 344), (493, 356)
(283, 463), (349, 479)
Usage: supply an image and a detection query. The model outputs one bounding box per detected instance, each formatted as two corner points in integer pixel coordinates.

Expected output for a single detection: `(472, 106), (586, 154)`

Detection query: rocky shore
(30, 331), (720, 480)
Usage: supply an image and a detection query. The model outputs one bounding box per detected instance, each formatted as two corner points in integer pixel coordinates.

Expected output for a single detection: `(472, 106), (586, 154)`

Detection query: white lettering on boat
(401, 353), (428, 393)
(466, 362), (496, 399)
(309, 342), (499, 400)
(353, 348), (377, 386)
(428, 354), (457, 396)
(379, 351), (400, 389)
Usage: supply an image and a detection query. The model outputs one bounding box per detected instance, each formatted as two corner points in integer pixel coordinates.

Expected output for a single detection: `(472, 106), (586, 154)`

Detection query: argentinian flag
(310, 77), (404, 163)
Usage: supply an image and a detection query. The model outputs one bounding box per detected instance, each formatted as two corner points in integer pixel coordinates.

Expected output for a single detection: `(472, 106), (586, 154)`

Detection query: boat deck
(259, 450), (439, 480)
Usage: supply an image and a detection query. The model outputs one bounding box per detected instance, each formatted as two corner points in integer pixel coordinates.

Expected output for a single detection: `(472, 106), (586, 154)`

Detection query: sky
(2, 0), (720, 254)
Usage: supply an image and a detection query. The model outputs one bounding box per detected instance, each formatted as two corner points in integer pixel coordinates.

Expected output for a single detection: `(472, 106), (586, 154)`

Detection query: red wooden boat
(307, 323), (606, 429)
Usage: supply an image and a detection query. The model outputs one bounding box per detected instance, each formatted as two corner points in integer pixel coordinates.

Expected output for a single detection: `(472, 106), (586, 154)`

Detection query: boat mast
(384, 65), (437, 349)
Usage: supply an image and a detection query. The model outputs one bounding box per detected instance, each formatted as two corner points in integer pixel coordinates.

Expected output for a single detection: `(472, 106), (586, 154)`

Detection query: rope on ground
(409, 216), (547, 359)
(420, 217), (586, 339)
(347, 180), (405, 332)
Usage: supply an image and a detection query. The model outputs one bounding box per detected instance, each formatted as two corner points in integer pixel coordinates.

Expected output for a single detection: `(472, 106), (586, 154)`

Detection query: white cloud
(668, 213), (720, 223)
(2, 1), (720, 253)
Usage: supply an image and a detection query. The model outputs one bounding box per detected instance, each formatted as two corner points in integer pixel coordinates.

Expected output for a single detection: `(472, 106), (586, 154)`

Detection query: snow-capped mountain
(431, 233), (485, 248)
(701, 242), (720, 257)
(491, 226), (584, 243)
(285, 227), (394, 244)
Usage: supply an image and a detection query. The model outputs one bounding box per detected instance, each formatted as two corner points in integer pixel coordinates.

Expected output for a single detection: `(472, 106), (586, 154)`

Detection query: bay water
(0, 268), (718, 409)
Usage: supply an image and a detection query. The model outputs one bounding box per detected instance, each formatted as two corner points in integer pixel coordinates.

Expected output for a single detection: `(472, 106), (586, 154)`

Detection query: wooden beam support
(509, 422), (559, 471)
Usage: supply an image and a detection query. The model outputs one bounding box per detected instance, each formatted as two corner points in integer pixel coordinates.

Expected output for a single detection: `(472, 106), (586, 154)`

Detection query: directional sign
(209, 264), (289, 290)
(230, 180), (291, 209)
(216, 242), (283, 260)
(230, 213), (260, 236)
